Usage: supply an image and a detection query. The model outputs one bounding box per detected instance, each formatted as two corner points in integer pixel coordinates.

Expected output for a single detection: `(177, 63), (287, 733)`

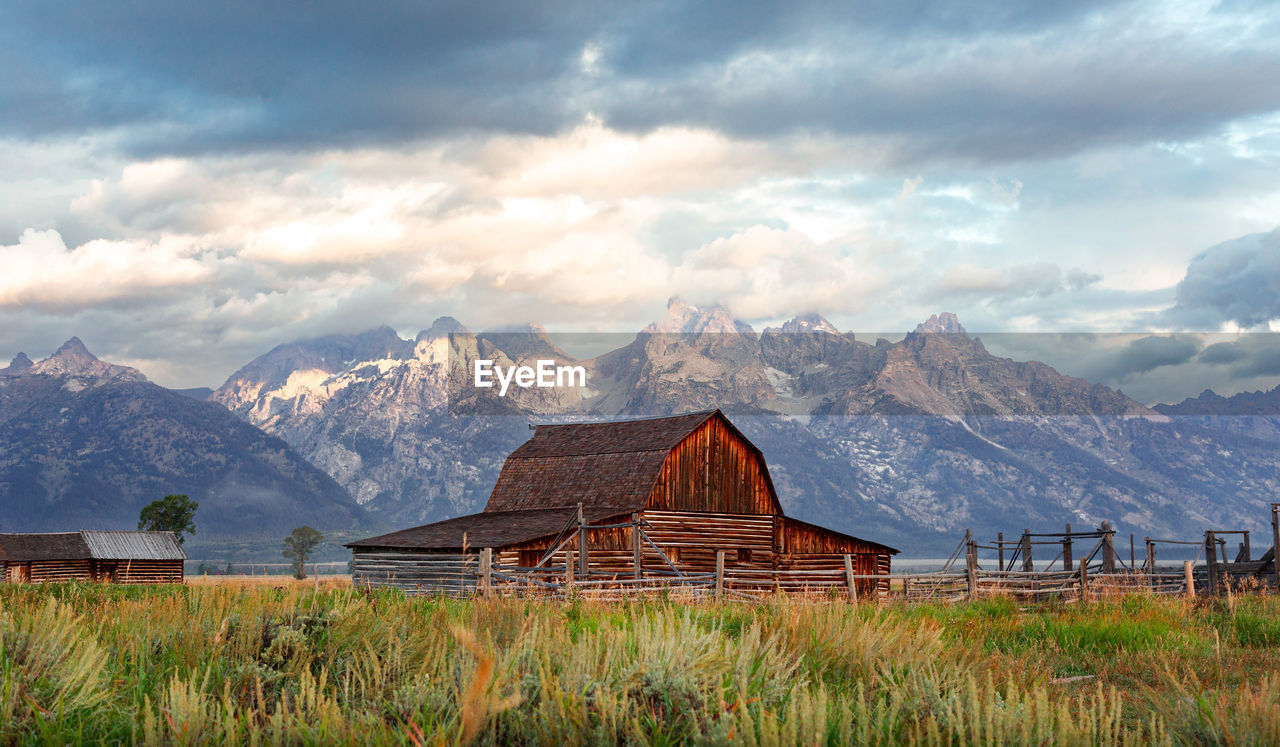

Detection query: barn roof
(484, 410), (722, 513)
(0, 531), (185, 561)
(0, 532), (87, 561)
(509, 410), (717, 458)
(346, 506), (629, 551)
(81, 531), (186, 560)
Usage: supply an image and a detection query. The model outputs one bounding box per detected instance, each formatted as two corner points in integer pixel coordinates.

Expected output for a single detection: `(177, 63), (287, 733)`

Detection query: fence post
(844, 554), (857, 603)
(1079, 560), (1088, 601)
(997, 531), (1005, 572)
(565, 549), (575, 587)
(1021, 529), (1033, 573)
(1273, 503), (1280, 590)
(1063, 522), (1073, 572)
(479, 548), (493, 596)
(1144, 537), (1154, 573)
(632, 512), (642, 580)
(965, 539), (978, 601)
(1184, 560), (1195, 598)
(1204, 531), (1218, 595)
(1241, 531), (1251, 563)
(577, 503), (589, 580)
(1100, 521), (1116, 573)
(714, 550), (725, 601)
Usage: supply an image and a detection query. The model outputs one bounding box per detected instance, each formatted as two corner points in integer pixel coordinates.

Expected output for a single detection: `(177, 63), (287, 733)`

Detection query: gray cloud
(1199, 341), (1247, 364)
(2, 0), (1277, 165)
(1167, 228), (1280, 328)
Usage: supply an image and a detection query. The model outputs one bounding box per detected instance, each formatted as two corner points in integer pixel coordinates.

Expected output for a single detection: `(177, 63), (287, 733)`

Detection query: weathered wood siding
(0, 559), (183, 584)
(110, 560), (184, 584)
(352, 550), (479, 596)
(25, 559), (93, 583)
(781, 517), (887, 555)
(647, 418), (778, 514)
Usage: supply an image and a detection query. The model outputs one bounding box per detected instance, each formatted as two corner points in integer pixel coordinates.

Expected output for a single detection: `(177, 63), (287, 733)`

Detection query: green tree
(283, 526), (324, 579)
(137, 494), (197, 544)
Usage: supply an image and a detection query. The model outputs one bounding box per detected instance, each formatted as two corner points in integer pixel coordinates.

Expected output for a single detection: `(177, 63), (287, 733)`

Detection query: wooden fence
(358, 547), (1226, 603)
(355, 505), (1280, 602)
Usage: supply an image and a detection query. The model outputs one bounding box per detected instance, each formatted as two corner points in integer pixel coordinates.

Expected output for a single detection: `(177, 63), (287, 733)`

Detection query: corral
(348, 410), (897, 598)
(0, 530), (185, 584)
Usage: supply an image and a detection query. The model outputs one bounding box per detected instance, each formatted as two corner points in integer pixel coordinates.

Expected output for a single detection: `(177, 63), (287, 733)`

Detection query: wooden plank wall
(648, 418), (777, 515)
(0, 559), (184, 584)
(352, 550), (479, 596)
(782, 517), (887, 555)
(112, 560), (184, 584)
(26, 559), (93, 583)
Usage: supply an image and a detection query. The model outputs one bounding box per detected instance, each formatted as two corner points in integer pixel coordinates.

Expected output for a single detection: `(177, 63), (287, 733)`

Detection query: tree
(138, 494), (197, 544)
(283, 526), (324, 579)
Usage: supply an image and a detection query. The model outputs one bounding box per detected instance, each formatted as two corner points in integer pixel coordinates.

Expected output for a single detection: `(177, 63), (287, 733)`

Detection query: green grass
(3, 583), (1280, 744)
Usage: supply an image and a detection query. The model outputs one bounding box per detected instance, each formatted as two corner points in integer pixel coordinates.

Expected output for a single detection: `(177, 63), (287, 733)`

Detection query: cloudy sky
(2, 0), (1280, 397)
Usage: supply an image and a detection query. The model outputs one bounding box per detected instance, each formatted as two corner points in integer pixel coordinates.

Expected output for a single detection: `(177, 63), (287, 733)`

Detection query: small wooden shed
(0, 531), (186, 584)
(348, 410), (896, 595)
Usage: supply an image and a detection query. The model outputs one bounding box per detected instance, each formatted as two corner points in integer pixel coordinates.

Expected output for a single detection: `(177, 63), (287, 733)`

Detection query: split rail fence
(357, 504), (1280, 602)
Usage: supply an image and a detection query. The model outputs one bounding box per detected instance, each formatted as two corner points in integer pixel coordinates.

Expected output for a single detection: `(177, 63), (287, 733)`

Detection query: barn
(0, 531), (186, 584)
(348, 410), (896, 596)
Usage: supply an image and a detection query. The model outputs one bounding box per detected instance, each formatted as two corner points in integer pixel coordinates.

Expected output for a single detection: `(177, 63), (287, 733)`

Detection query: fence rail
(358, 546), (1237, 603)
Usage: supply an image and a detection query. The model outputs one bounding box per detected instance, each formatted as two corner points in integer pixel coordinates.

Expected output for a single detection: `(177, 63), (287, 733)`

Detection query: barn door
(15, 563), (30, 583)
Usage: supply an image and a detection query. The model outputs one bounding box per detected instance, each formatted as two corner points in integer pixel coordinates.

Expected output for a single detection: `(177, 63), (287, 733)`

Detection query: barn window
(736, 548), (752, 564)
(518, 550), (542, 568)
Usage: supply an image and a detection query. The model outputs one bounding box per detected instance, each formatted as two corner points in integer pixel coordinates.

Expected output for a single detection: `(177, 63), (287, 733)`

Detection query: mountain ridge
(0, 338), (367, 538)
(204, 305), (1280, 551)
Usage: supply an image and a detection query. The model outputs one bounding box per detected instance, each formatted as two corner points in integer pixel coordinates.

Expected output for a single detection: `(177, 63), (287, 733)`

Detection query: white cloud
(0, 228), (213, 310)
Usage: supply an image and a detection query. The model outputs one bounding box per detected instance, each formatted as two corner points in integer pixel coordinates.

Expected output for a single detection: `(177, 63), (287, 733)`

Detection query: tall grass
(1, 583), (1278, 744)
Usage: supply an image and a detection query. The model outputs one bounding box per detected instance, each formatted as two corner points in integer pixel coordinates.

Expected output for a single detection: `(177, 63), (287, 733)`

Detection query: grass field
(2, 583), (1279, 745)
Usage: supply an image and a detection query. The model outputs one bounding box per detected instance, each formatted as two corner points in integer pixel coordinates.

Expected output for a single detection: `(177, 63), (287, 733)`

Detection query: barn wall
(352, 550), (479, 596)
(26, 559), (93, 583)
(781, 518), (888, 555)
(647, 418), (777, 515)
(110, 560), (184, 584)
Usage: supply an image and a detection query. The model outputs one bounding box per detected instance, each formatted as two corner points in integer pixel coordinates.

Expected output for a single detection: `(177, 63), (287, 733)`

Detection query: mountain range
(5, 302), (1280, 554)
(0, 338), (363, 538)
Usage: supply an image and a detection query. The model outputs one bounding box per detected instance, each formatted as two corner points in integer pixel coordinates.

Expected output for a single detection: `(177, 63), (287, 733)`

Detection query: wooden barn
(0, 531), (186, 584)
(348, 410), (896, 596)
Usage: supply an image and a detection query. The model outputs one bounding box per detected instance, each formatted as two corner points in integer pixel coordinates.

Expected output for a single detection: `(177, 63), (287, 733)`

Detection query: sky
(1, 0), (1280, 398)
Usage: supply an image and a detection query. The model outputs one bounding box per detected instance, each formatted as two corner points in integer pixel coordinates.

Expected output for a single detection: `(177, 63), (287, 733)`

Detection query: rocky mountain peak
(2, 352), (33, 375)
(28, 338), (148, 385)
(775, 313), (840, 335)
(416, 316), (469, 342)
(914, 312), (967, 335)
(647, 297), (753, 335)
(53, 336), (96, 362)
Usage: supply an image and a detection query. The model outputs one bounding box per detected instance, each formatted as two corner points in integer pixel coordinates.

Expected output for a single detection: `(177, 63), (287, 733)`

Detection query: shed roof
(0, 532), (88, 561)
(0, 531), (185, 561)
(82, 531), (186, 560)
(346, 506), (629, 551)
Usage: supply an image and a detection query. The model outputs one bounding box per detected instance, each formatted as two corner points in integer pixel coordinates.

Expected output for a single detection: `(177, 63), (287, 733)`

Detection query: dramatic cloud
(2, 0), (1280, 399)
(2, 0), (1278, 166)
(1166, 228), (1280, 329)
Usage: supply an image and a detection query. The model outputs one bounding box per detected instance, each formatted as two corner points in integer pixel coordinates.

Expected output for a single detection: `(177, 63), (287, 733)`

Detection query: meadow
(2, 581), (1279, 745)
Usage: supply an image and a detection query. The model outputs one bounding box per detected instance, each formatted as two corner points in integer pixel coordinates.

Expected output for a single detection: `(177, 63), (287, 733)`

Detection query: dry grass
(184, 574), (353, 588)
(1, 583), (1278, 744)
